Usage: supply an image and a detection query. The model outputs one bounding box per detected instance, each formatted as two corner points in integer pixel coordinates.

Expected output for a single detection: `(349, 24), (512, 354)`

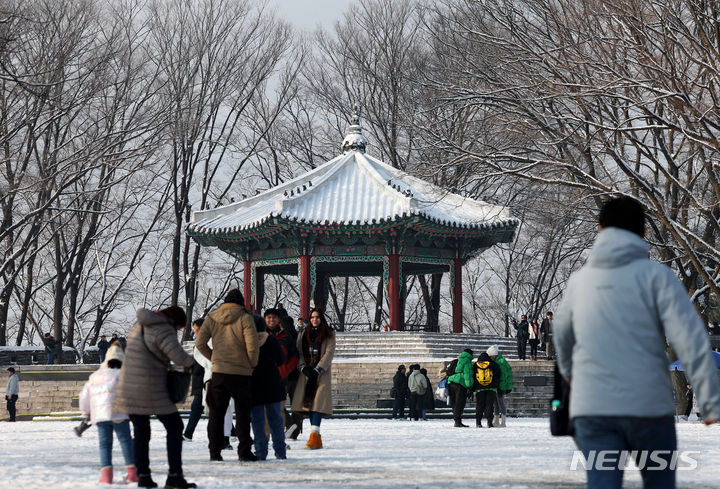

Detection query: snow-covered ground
(1, 417), (718, 488)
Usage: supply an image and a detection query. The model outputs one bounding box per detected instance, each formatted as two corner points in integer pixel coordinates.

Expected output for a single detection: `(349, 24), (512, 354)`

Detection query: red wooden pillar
(243, 260), (253, 312)
(388, 254), (401, 331)
(452, 258), (463, 333)
(299, 255), (311, 321)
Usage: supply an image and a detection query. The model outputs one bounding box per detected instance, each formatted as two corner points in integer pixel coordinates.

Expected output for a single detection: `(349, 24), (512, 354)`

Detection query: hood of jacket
(477, 352), (491, 363)
(136, 308), (168, 327)
(211, 303), (249, 325)
(458, 351), (473, 362)
(587, 227), (648, 269)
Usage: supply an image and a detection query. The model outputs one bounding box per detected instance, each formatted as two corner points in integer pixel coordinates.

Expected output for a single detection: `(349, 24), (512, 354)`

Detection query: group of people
(445, 345), (514, 428)
(391, 364), (436, 421)
(513, 312), (553, 361)
(77, 289), (336, 488)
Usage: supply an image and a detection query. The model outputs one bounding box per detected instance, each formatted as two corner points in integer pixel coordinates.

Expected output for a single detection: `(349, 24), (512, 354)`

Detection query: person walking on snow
(554, 196), (720, 489)
(112, 307), (195, 489)
(79, 342), (137, 484)
(472, 352), (500, 428)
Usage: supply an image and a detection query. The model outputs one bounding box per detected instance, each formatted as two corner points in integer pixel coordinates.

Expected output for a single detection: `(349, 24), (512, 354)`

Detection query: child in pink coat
(79, 342), (137, 484)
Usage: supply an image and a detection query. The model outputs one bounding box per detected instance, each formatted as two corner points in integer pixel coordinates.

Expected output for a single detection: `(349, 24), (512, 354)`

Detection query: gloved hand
(302, 366), (318, 380)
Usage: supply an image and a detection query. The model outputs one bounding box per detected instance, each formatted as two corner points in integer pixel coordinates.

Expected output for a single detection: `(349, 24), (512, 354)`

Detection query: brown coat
(113, 309), (194, 416)
(195, 303), (259, 376)
(291, 331), (335, 416)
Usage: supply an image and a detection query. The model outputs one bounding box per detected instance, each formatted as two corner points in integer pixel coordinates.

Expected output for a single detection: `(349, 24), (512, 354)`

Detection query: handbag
(389, 386), (397, 398)
(141, 325), (191, 404)
(549, 362), (573, 436)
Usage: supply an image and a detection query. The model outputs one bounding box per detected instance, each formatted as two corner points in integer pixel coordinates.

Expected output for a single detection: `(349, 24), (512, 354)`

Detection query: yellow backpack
(475, 361), (493, 387)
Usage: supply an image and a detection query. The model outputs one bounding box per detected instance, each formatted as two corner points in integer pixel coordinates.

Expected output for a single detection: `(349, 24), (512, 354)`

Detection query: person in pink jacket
(79, 341), (137, 484)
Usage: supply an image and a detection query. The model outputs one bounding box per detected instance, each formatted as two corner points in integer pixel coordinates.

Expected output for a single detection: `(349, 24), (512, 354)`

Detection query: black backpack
(445, 358), (459, 377)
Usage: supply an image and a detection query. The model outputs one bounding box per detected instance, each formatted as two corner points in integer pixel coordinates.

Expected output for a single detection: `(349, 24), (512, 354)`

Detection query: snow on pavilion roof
(188, 150), (517, 237)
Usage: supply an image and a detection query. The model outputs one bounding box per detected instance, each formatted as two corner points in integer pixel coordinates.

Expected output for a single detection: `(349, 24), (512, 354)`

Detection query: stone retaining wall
(1, 360), (554, 419)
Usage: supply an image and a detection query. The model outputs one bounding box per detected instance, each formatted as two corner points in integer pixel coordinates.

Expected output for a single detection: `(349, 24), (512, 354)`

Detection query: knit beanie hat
(487, 345), (499, 357)
(105, 342), (125, 363)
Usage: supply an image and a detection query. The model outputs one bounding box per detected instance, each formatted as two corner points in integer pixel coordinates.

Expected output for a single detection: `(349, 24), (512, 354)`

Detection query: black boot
(164, 474), (197, 489)
(209, 452), (223, 462)
(138, 474), (158, 488)
(239, 451), (258, 462)
(454, 421), (468, 428)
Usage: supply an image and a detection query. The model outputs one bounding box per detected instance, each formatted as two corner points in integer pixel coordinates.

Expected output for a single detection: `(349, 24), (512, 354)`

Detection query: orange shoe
(305, 432), (323, 450)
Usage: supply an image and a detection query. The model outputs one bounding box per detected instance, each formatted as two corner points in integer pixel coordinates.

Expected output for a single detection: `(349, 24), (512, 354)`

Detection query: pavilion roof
(188, 111), (518, 240)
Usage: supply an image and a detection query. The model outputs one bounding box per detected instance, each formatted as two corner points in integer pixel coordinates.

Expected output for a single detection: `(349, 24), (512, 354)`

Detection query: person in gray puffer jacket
(554, 196), (720, 489)
(113, 307), (195, 489)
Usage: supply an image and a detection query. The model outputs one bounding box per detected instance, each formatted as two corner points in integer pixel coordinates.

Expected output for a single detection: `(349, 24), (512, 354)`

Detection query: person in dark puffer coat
(250, 315), (287, 460)
(112, 307), (195, 489)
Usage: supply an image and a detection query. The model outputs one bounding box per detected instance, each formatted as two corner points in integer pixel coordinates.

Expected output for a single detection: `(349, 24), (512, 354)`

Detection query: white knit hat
(105, 342), (124, 363)
(486, 345), (499, 356)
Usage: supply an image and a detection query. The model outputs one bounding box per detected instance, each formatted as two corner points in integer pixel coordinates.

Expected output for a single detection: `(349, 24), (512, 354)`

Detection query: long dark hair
(301, 308), (334, 362)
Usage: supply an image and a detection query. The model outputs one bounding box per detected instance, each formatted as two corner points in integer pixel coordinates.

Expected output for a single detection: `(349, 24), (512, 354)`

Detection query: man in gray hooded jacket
(554, 196), (720, 489)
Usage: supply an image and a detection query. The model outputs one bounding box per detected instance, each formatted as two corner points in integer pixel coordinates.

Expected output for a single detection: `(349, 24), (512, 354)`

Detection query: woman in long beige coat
(291, 308), (335, 449)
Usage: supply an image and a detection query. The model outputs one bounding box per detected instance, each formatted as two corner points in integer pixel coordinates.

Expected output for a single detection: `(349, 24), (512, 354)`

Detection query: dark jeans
(207, 373), (252, 457)
(6, 394), (17, 421)
(285, 378), (303, 438)
(47, 351), (56, 364)
(392, 394), (406, 419)
(529, 340), (539, 357)
(517, 338), (527, 360)
(409, 392), (424, 421)
(130, 412), (184, 477)
(448, 383), (468, 423)
(475, 390), (496, 427)
(573, 416), (676, 489)
(183, 393), (204, 439)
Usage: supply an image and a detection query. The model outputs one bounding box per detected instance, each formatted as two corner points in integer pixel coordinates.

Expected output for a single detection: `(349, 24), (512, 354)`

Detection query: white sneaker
(182, 434), (192, 442)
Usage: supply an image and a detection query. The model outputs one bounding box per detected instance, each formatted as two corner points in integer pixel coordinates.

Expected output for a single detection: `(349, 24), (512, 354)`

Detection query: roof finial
(341, 102), (367, 154)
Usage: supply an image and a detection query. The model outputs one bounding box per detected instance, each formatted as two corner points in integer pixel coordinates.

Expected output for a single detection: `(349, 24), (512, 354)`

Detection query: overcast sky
(269, 0), (353, 32)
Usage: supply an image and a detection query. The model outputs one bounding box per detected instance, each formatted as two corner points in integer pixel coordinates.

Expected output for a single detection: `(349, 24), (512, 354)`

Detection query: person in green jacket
(487, 345), (513, 427)
(447, 348), (474, 427)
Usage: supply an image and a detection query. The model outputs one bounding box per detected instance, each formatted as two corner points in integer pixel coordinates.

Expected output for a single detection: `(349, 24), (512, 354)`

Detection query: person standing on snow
(554, 196), (720, 489)
(487, 345), (513, 427)
(472, 352), (500, 428)
(447, 348), (474, 427)
(391, 364), (408, 419)
(79, 342), (137, 484)
(291, 308), (335, 449)
(408, 364), (428, 421)
(195, 289), (259, 463)
(5, 367), (19, 422)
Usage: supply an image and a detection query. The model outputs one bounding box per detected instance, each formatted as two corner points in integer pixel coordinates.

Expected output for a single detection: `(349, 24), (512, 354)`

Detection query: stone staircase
(333, 332), (521, 360)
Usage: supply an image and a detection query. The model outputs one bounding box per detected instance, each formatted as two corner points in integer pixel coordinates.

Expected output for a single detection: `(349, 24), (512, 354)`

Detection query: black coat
(393, 370), (409, 398)
(190, 359), (205, 396)
(251, 335), (286, 406)
(473, 353), (501, 391)
(515, 320), (529, 340)
(540, 317), (553, 342)
(422, 374), (435, 411)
